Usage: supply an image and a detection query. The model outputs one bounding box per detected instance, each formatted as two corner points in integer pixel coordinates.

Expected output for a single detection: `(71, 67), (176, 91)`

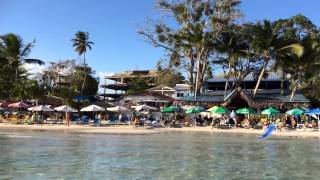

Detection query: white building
(147, 84), (191, 99)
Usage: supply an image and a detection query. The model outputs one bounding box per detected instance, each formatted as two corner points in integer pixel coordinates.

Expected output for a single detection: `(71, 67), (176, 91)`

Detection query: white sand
(0, 123), (319, 138)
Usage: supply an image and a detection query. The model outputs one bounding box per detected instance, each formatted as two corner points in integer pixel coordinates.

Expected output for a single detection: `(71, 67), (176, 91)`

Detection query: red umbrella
(0, 102), (9, 108)
(8, 102), (31, 109)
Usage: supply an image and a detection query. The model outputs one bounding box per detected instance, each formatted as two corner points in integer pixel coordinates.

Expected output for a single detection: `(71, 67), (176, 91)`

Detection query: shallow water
(0, 130), (319, 179)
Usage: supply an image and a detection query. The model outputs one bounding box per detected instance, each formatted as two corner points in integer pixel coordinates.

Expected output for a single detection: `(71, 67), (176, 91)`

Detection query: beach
(0, 123), (319, 138)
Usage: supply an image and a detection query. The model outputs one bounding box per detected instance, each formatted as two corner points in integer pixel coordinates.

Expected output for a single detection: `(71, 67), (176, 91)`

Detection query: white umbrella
(107, 106), (129, 112)
(54, 105), (77, 112)
(133, 104), (157, 111)
(28, 105), (54, 112)
(54, 105), (77, 126)
(80, 105), (105, 112)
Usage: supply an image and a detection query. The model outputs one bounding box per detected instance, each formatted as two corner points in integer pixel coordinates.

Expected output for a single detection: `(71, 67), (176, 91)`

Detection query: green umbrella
(162, 106), (180, 113)
(261, 107), (280, 115)
(236, 108), (254, 115)
(185, 106), (204, 114)
(286, 108), (304, 115)
(207, 106), (227, 114)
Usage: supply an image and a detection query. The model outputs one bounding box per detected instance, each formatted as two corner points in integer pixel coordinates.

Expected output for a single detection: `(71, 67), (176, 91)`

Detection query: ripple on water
(0, 130), (319, 179)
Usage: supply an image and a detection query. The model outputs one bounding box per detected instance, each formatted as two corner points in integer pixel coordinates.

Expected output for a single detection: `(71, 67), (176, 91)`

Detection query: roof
(106, 70), (158, 80)
(147, 85), (175, 92)
(174, 84), (190, 91)
(176, 89), (310, 104)
(207, 72), (282, 83)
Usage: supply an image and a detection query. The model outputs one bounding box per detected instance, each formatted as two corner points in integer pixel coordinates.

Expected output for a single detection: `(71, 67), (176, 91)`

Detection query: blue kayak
(259, 125), (276, 139)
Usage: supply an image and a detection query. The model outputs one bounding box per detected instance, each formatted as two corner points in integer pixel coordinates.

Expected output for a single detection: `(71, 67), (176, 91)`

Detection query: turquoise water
(0, 130), (319, 179)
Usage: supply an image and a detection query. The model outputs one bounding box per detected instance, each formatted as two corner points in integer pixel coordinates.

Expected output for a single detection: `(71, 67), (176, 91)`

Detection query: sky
(1, 0), (320, 88)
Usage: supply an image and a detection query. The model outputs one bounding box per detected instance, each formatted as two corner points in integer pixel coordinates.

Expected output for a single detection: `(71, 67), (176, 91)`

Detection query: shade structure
(186, 106), (204, 114)
(0, 102), (9, 108)
(8, 102), (31, 109)
(236, 108), (254, 115)
(286, 108), (304, 115)
(28, 105), (54, 112)
(132, 104), (157, 111)
(80, 105), (105, 112)
(261, 107), (280, 115)
(207, 106), (227, 114)
(54, 105), (77, 112)
(162, 106), (180, 113)
(305, 108), (320, 115)
(107, 106), (129, 112)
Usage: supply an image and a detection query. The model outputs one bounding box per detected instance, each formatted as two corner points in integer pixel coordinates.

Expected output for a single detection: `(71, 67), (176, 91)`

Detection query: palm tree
(250, 20), (304, 96)
(279, 35), (320, 101)
(0, 33), (44, 77)
(71, 31), (94, 95)
(213, 25), (250, 95)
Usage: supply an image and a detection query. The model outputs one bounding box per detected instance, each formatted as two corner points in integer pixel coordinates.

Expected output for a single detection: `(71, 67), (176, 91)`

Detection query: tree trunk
(253, 67), (266, 96)
(224, 62), (231, 96)
(80, 53), (87, 95)
(290, 83), (297, 102)
(280, 70), (285, 95)
(194, 58), (200, 100)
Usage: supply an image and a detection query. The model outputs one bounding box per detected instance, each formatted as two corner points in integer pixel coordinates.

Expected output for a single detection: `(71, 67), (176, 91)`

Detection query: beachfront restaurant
(176, 72), (310, 111)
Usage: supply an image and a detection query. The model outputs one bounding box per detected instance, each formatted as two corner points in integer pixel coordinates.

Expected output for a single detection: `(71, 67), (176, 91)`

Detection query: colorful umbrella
(261, 107), (280, 115)
(162, 106), (180, 113)
(207, 106), (227, 114)
(185, 106), (204, 114)
(236, 108), (254, 115)
(8, 102), (31, 109)
(285, 108), (304, 115)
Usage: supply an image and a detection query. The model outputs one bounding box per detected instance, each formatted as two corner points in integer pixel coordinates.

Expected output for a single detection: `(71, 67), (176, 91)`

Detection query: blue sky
(1, 0), (320, 81)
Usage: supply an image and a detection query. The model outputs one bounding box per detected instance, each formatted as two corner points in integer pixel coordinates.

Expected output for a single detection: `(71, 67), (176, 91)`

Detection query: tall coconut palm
(213, 25), (250, 95)
(250, 20), (304, 96)
(279, 35), (320, 101)
(71, 31), (94, 94)
(0, 33), (44, 78)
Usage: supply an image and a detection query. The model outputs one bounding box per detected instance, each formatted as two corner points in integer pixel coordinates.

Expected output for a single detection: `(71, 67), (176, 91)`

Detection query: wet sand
(0, 123), (319, 138)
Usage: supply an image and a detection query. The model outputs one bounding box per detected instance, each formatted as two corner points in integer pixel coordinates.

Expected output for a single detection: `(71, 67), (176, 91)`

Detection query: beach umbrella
(0, 102), (9, 108)
(261, 107), (280, 115)
(286, 108), (304, 116)
(305, 108), (320, 133)
(236, 108), (254, 115)
(107, 106), (129, 112)
(80, 105), (105, 112)
(207, 106), (227, 114)
(185, 106), (204, 114)
(28, 105), (54, 112)
(132, 104), (157, 112)
(54, 105), (77, 126)
(8, 102), (31, 109)
(161, 106), (180, 113)
(54, 105), (77, 112)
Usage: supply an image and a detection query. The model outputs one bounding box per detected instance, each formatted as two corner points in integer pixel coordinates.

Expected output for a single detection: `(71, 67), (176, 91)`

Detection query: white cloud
(98, 72), (114, 80)
(23, 64), (47, 78)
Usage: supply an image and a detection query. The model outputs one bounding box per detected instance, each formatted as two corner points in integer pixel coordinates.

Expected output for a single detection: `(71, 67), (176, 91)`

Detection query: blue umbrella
(305, 108), (320, 115)
(305, 108), (320, 132)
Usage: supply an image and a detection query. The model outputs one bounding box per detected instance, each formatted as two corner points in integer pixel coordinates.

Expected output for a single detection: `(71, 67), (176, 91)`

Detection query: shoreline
(0, 123), (319, 138)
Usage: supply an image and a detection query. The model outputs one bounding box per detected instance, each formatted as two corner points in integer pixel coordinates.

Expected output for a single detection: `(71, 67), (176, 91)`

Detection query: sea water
(0, 129), (319, 179)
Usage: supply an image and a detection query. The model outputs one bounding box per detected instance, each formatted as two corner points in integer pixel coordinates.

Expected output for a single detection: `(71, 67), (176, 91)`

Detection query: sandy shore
(0, 123), (319, 138)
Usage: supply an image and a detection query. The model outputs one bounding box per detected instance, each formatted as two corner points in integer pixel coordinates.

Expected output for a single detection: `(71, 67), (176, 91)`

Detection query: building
(177, 72), (310, 110)
(147, 84), (191, 99)
(100, 70), (158, 100)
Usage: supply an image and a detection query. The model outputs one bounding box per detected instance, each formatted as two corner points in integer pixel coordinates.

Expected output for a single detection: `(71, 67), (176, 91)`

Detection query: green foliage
(127, 77), (149, 94)
(156, 69), (185, 87)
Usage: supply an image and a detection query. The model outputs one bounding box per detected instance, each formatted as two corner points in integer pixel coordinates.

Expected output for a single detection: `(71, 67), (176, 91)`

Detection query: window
(177, 93), (184, 97)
